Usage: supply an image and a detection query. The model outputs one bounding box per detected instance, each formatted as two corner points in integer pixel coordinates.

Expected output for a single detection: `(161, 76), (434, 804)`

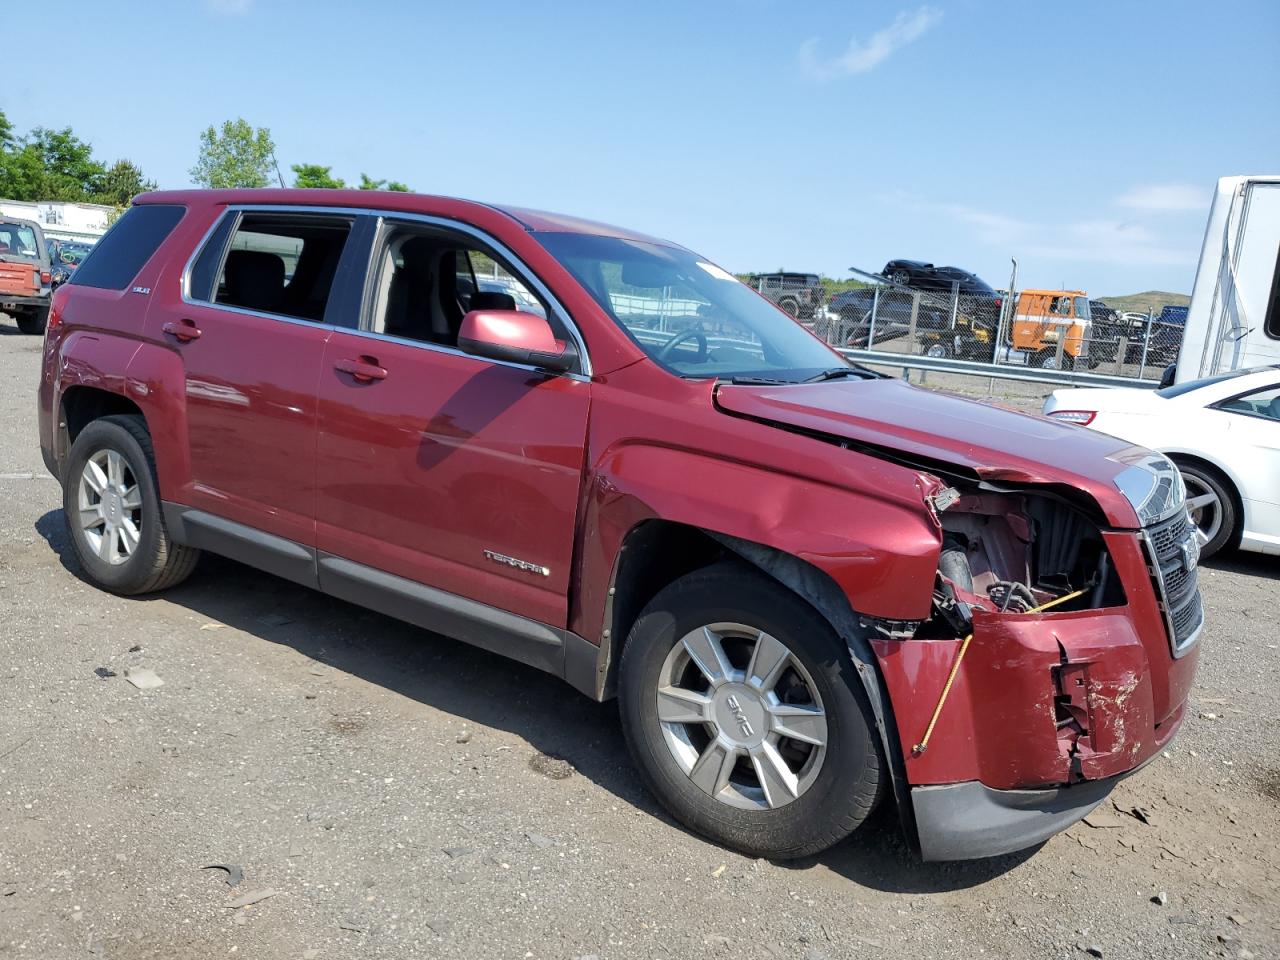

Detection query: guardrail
(836, 347), (1163, 389)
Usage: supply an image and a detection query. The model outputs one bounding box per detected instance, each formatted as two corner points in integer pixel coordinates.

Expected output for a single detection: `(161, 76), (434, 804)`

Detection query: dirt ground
(0, 320), (1276, 960)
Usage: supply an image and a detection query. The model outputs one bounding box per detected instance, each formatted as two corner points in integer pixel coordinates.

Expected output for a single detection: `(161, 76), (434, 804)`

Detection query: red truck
(1, 216), (53, 334)
(37, 190), (1202, 861)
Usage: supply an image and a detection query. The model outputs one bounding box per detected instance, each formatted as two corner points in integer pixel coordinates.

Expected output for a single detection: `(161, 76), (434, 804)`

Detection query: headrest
(224, 250), (285, 312)
(470, 291), (518, 312)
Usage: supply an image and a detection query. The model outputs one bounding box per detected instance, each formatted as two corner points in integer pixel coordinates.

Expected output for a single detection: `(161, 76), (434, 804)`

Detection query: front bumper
(913, 777), (1115, 861)
(910, 725), (1174, 860)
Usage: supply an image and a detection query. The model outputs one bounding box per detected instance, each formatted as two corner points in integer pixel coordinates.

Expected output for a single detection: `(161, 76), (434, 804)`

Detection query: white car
(1043, 366), (1280, 558)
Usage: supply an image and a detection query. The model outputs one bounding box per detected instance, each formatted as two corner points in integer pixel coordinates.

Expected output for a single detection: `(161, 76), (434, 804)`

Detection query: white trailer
(1175, 175), (1280, 383)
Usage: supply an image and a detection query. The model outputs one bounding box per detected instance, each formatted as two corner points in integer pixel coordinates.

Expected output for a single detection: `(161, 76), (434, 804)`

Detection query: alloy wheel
(77, 449), (143, 565)
(1183, 474), (1222, 546)
(656, 622), (827, 810)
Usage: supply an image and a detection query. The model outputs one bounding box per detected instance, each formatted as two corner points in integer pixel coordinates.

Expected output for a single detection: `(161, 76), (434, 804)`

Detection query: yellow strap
(911, 588), (1090, 755)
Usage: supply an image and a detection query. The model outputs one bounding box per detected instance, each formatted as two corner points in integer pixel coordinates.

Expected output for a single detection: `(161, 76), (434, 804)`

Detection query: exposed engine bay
(916, 488), (1124, 640)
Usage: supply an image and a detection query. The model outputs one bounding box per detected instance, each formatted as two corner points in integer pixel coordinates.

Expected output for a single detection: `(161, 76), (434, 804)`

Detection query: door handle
(334, 356), (388, 383)
(162, 319), (202, 342)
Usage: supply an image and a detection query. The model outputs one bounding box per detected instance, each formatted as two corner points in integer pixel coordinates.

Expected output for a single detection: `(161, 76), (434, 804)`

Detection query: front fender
(572, 440), (943, 646)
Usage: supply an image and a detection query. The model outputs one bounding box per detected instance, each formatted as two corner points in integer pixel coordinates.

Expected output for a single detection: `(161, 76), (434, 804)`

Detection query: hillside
(1096, 290), (1190, 315)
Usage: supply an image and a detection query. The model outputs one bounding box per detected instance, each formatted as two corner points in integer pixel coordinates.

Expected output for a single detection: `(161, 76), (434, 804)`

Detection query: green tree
(291, 163), (345, 189)
(93, 159), (157, 207)
(190, 118), (277, 188)
(0, 109), (14, 151)
(358, 173), (410, 192)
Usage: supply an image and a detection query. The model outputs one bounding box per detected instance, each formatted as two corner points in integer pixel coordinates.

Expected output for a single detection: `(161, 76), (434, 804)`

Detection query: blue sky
(6, 0), (1278, 294)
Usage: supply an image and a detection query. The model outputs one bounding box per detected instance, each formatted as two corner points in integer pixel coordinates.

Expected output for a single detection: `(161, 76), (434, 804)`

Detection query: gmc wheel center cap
(713, 683), (768, 748)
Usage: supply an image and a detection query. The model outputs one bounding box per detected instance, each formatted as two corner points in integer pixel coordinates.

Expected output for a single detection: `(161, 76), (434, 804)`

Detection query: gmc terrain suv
(38, 190), (1203, 861)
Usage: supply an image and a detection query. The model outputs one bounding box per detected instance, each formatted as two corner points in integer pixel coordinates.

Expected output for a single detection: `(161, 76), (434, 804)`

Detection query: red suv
(38, 190), (1202, 861)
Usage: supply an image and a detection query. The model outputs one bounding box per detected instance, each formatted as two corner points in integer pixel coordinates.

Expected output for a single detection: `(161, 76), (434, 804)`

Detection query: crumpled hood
(716, 378), (1147, 528)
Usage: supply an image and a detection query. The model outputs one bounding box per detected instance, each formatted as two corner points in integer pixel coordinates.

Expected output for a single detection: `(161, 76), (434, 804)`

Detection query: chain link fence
(754, 269), (1187, 382)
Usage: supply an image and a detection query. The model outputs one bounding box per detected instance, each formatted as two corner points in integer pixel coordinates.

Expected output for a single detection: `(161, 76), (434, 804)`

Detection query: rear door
(165, 209), (364, 550)
(313, 216), (591, 629)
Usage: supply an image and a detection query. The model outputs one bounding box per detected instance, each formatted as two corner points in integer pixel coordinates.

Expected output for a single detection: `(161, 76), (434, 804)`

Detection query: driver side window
(365, 224), (553, 348)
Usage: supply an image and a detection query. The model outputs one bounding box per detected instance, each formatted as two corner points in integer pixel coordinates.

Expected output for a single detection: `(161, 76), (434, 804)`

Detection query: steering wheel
(656, 327), (708, 363)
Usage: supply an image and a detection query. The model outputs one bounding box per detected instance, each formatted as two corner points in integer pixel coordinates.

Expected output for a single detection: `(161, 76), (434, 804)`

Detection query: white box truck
(1174, 175), (1280, 383)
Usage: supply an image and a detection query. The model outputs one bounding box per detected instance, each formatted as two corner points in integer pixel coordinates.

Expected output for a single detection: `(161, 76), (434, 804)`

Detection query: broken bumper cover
(912, 776), (1116, 861)
(916, 773), (1116, 865)
(911, 739), (1169, 861)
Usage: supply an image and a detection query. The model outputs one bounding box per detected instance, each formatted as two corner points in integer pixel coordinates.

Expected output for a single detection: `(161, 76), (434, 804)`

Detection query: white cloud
(800, 7), (943, 81)
(205, 0), (253, 14)
(882, 192), (1194, 268)
(1115, 183), (1206, 212)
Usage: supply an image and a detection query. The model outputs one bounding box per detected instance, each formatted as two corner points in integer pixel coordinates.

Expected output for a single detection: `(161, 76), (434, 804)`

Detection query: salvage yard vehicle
(39, 189), (1202, 862)
(0, 216), (53, 334)
(1045, 365), (1280, 558)
(1004, 289), (1092, 369)
(1172, 175), (1280, 384)
(751, 271), (824, 318)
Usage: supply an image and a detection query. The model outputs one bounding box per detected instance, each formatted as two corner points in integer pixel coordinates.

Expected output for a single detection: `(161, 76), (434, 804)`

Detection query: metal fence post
(1117, 335), (1129, 375)
(1138, 311), (1152, 378)
(908, 291), (920, 349)
(868, 287), (880, 350)
(1054, 323), (1066, 369)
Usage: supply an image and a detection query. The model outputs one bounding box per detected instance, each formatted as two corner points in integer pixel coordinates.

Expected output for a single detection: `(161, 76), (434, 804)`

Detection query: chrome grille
(1141, 511), (1203, 656)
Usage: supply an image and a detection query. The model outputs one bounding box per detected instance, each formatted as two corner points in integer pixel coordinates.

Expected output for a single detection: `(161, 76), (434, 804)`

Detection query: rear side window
(71, 204), (185, 290)
(190, 213), (353, 323)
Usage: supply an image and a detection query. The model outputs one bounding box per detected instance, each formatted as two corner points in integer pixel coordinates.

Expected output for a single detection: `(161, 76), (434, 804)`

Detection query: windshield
(1156, 365), (1280, 399)
(0, 223), (40, 261)
(535, 233), (843, 381)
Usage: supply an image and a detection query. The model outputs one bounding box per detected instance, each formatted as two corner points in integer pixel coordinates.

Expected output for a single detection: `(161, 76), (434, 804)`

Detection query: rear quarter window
(71, 204), (186, 290)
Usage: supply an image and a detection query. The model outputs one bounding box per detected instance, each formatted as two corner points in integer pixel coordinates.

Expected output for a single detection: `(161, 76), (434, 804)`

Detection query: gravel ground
(0, 320), (1276, 960)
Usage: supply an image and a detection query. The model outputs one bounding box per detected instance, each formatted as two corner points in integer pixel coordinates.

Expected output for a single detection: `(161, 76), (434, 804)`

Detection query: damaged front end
(869, 480), (1201, 860)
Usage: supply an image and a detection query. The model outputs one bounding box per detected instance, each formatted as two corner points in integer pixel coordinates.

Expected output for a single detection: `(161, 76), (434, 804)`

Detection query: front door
(314, 219), (591, 628)
(165, 210), (359, 546)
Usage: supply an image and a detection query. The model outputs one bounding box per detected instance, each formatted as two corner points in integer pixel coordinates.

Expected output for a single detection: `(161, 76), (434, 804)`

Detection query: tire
(1032, 348), (1059, 370)
(618, 562), (883, 859)
(16, 307), (47, 335)
(1174, 461), (1238, 559)
(62, 414), (200, 595)
(923, 341), (952, 359)
(888, 269), (911, 287)
(778, 298), (800, 318)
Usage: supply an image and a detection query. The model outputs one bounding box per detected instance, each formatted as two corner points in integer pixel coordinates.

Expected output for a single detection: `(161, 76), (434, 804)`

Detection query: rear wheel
(618, 563), (883, 859)
(778, 297), (800, 318)
(1033, 348), (1060, 369)
(16, 307), (47, 335)
(63, 415), (200, 595)
(1176, 461), (1237, 559)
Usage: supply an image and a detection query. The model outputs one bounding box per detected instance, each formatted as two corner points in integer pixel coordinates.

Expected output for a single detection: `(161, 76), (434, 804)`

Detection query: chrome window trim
(179, 203), (592, 378)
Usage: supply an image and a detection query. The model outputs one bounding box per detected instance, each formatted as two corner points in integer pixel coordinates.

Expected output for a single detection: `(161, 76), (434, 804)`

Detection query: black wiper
(727, 375), (790, 386)
(803, 365), (885, 382)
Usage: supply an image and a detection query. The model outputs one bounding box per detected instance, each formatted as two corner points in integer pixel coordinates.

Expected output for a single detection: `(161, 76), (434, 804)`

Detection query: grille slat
(1143, 511), (1202, 654)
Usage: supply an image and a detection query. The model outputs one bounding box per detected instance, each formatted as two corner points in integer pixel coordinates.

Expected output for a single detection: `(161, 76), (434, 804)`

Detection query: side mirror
(457, 309), (577, 373)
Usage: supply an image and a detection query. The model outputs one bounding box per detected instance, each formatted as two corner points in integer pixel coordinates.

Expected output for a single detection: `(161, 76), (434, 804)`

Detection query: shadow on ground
(37, 508), (1030, 893)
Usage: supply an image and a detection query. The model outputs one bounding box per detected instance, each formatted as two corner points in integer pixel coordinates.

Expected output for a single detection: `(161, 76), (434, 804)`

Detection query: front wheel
(923, 340), (952, 359)
(618, 563), (883, 859)
(63, 415), (201, 594)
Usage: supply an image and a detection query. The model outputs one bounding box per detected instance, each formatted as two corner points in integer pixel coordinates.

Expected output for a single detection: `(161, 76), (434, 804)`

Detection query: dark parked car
(752, 272), (824, 318)
(0, 216), (53, 334)
(1089, 301), (1182, 369)
(39, 189), (1200, 863)
(878, 260), (1003, 352)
